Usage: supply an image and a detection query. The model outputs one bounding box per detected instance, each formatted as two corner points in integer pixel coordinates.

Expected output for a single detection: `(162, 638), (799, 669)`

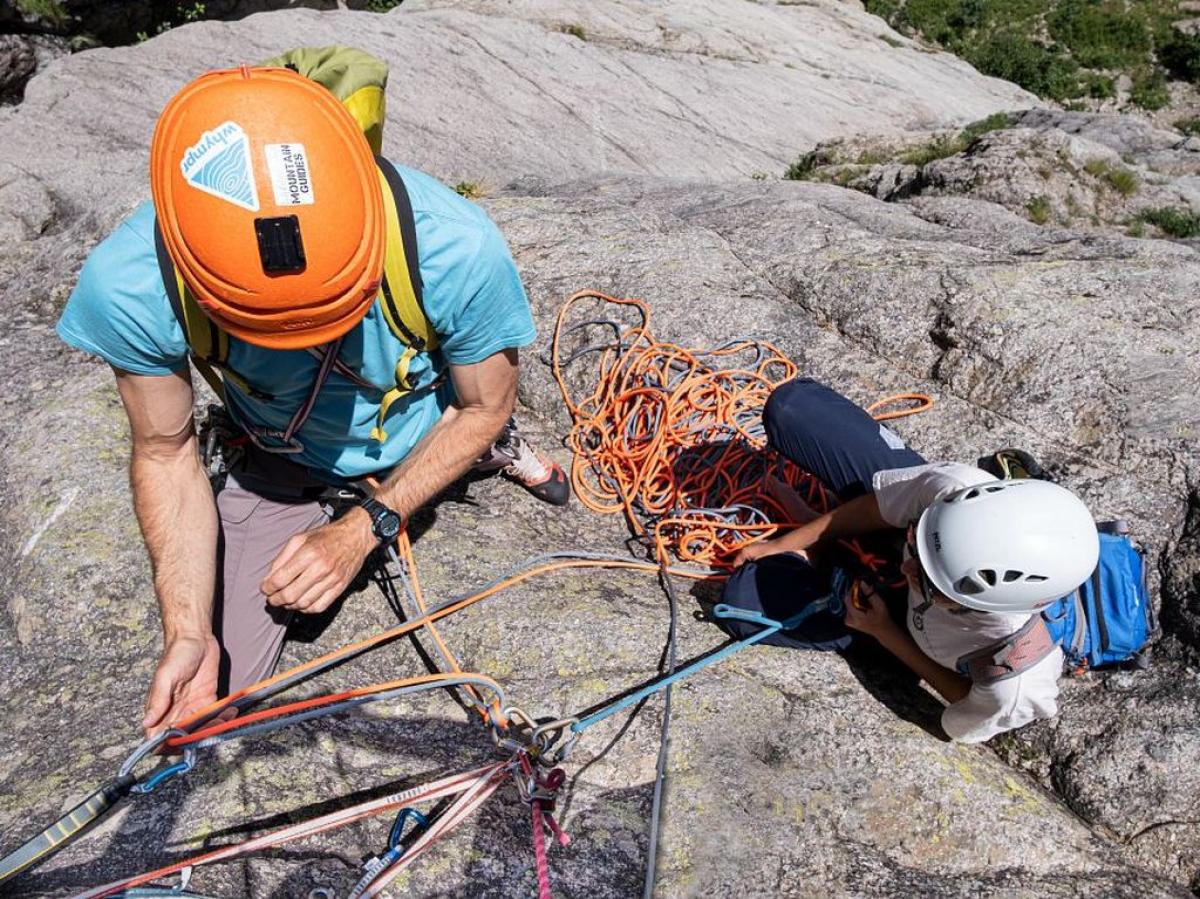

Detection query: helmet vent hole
(984, 484), (1004, 493)
(955, 577), (984, 595)
(978, 569), (997, 586)
(1003, 570), (1023, 583)
(961, 488), (980, 501)
(1025, 574), (1049, 583)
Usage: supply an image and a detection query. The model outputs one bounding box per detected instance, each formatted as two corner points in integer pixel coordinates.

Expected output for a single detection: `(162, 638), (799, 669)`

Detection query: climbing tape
(74, 761), (511, 899)
(0, 774), (137, 883)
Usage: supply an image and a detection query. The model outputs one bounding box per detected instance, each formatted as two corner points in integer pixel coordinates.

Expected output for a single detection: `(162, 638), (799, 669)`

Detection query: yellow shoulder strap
(178, 283), (229, 401)
(372, 158), (439, 443)
(154, 221), (229, 400)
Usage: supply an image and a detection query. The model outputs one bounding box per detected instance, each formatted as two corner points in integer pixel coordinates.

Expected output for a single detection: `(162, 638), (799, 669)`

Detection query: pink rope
(531, 799), (553, 899)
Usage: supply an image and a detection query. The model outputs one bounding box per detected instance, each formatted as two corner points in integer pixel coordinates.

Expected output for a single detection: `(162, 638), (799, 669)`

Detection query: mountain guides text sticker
(265, 143), (315, 207)
(180, 121), (259, 212)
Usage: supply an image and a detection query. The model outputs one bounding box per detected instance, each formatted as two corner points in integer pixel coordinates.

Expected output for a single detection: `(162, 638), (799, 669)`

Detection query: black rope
(643, 564), (680, 899)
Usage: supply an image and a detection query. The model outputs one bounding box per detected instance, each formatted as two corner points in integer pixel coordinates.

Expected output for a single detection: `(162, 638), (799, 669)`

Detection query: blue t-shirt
(57, 163), (536, 479)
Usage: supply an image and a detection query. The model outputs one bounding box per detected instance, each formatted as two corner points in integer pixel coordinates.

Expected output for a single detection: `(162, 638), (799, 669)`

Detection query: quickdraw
(1, 290), (931, 896)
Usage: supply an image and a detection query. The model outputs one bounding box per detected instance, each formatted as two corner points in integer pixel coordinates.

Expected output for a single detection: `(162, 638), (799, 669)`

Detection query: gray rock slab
(0, 0), (1036, 214)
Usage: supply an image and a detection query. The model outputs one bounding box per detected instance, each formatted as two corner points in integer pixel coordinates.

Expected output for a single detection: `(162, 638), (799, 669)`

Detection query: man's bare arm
(261, 349), (518, 612)
(114, 367), (222, 734)
(371, 348), (518, 520)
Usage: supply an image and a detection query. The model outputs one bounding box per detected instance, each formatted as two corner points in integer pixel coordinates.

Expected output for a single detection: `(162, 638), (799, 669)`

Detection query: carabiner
(120, 728), (199, 795)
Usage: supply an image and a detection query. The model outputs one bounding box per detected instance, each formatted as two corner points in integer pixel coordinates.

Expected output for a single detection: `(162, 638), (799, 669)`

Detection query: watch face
(378, 513), (402, 540)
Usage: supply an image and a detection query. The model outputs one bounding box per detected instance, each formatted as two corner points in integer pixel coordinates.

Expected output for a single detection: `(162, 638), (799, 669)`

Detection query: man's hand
(843, 582), (898, 639)
(262, 509), (377, 614)
(143, 633), (221, 737)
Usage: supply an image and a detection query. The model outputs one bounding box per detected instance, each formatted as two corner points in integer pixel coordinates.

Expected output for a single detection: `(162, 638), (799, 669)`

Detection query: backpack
(1041, 520), (1156, 672)
(964, 448), (1158, 680)
(715, 553), (852, 652)
(153, 46), (439, 444)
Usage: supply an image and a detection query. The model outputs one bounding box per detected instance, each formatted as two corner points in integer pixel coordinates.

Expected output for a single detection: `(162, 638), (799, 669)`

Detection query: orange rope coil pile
(551, 290), (932, 569)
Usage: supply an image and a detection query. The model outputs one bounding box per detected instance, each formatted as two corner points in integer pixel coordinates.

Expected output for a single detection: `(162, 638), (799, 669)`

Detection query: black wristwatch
(359, 496), (403, 544)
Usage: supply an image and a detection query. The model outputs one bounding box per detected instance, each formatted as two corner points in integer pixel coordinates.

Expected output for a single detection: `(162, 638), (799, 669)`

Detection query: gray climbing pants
(213, 448), (335, 696)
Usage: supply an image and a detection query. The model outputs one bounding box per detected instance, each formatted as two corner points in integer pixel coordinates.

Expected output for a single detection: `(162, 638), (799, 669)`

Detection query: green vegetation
(1104, 166), (1140, 196)
(901, 133), (962, 165)
(1084, 158), (1140, 195)
(134, 1), (207, 41)
(784, 112), (1016, 182)
(784, 147), (836, 180)
(454, 181), (487, 199)
(365, 0), (404, 11)
(15, 0), (70, 29)
(1137, 205), (1200, 236)
(1047, 0), (1150, 69)
(855, 148), (889, 164)
(1083, 72), (1116, 98)
(1130, 68), (1171, 109)
(1175, 116), (1200, 135)
(899, 111), (1017, 165)
(864, 0), (1199, 109)
(1026, 195), (1052, 224)
(1159, 29), (1200, 80)
(560, 23), (588, 40)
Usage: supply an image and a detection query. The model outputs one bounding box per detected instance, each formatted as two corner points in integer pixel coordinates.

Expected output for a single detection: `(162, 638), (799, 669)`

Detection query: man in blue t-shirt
(57, 67), (567, 736)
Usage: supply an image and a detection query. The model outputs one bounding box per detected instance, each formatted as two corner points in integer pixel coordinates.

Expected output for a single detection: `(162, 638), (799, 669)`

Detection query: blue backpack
(977, 450), (1157, 673)
(1041, 521), (1157, 672)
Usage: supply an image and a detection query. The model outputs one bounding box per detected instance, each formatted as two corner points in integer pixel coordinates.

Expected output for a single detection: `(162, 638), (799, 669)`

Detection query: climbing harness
(1, 290), (931, 896)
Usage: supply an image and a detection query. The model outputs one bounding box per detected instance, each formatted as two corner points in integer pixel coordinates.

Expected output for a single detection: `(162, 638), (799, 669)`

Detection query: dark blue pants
(763, 378), (925, 498)
(718, 379), (925, 649)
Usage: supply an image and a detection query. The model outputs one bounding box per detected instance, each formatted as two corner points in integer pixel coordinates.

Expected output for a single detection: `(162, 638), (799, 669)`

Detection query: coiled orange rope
(551, 290), (932, 570)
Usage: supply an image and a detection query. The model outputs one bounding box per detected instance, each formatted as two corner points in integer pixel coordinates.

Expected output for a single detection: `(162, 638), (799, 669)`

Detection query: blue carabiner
(132, 748), (197, 795)
(388, 807), (430, 850)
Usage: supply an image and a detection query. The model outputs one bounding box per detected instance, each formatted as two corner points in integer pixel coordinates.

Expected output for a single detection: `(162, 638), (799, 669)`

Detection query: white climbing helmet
(914, 479), (1100, 614)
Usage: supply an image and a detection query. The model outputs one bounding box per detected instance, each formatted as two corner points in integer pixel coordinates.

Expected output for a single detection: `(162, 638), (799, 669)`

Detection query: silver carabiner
(530, 716), (579, 765)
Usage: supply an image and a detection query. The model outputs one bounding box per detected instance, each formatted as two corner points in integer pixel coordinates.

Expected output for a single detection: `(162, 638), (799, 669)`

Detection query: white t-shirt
(872, 463), (1063, 743)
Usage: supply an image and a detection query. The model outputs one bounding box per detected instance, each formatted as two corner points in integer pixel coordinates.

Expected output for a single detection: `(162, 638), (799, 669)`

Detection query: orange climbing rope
(552, 289), (932, 571)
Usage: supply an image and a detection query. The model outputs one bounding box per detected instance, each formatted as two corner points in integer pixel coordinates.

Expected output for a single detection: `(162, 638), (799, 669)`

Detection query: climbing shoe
(473, 418), (570, 506)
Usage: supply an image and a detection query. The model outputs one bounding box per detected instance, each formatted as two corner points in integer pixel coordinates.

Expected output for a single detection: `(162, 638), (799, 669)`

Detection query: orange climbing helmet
(150, 65), (384, 350)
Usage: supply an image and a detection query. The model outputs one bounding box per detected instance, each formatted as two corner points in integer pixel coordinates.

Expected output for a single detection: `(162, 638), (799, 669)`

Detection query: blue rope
(571, 599), (833, 735)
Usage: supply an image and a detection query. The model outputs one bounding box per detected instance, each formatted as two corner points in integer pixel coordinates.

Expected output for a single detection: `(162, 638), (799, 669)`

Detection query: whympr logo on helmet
(179, 121), (260, 212)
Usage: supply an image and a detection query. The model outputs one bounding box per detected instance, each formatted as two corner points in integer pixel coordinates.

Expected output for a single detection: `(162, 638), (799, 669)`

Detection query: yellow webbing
(343, 84), (386, 156)
(176, 273), (227, 400)
(371, 166), (439, 443)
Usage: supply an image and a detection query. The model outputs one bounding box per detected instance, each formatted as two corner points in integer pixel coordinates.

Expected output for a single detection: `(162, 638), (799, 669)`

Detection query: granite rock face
(0, 34), (68, 104)
(797, 108), (1200, 239)
(0, 2), (1197, 897)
